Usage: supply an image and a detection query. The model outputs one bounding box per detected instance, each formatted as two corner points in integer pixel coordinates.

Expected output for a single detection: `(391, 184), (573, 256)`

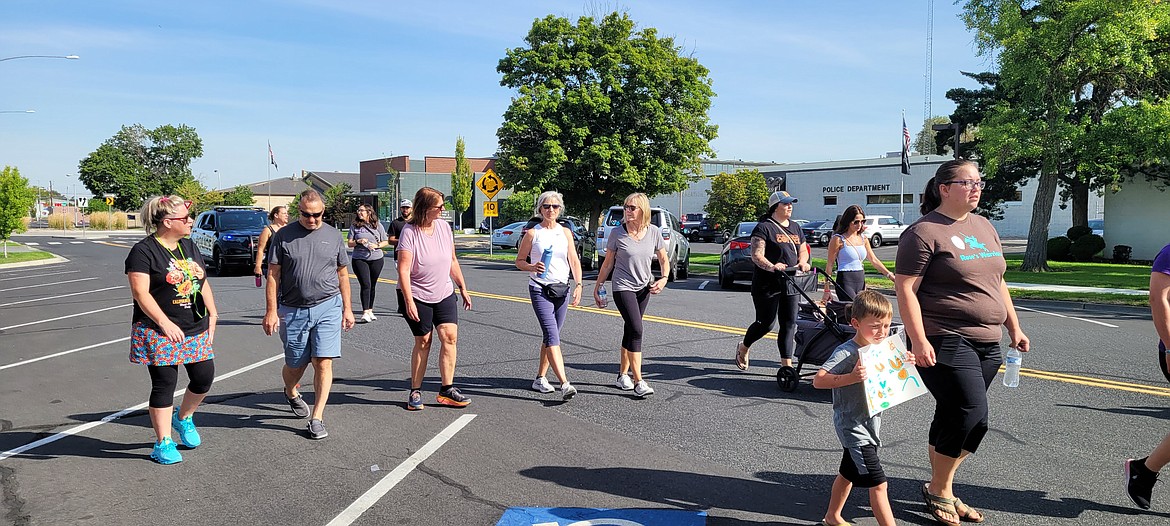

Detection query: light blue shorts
(279, 294), (343, 368)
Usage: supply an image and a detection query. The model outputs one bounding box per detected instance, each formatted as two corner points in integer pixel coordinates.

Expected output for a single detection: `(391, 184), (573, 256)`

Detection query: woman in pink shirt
(397, 187), (473, 410)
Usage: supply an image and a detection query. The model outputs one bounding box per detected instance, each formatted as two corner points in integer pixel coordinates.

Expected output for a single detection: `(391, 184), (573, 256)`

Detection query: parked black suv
(690, 218), (729, 243)
(521, 215), (598, 271)
(191, 206), (269, 274)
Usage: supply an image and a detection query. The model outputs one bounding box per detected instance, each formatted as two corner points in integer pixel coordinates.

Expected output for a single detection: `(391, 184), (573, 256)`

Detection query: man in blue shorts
(263, 189), (355, 439)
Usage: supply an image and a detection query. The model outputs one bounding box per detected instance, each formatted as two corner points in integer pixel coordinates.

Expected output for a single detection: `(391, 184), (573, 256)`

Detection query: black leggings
(147, 360), (215, 408)
(917, 334), (1002, 458)
(743, 288), (799, 360)
(351, 258), (385, 310)
(613, 286), (651, 353)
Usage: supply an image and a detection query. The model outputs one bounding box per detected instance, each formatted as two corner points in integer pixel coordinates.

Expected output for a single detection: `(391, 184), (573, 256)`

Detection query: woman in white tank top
(515, 191), (584, 401)
(824, 205), (895, 302)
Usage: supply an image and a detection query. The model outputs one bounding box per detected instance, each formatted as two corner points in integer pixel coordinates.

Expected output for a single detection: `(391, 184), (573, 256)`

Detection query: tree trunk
(1021, 142), (1059, 272)
(1070, 181), (1089, 227)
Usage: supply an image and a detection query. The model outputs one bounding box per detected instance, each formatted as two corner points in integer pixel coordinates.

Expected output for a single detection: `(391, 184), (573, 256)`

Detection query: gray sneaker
(307, 418), (328, 439)
(615, 374), (635, 391)
(633, 380), (655, 397)
(287, 394), (310, 418)
(561, 383), (577, 401)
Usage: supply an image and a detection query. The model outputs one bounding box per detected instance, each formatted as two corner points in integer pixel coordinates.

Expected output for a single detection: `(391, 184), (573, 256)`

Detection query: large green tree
(495, 11), (718, 229)
(323, 183), (358, 225)
(962, 0), (1170, 271)
(450, 137), (474, 229)
(78, 123), (204, 210)
(0, 166), (37, 257)
(222, 185), (255, 207)
(705, 169), (769, 232)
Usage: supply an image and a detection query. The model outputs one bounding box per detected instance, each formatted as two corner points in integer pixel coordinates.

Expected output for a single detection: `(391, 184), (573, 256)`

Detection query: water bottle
(1003, 347), (1022, 387)
(255, 274), (263, 288)
(540, 246), (553, 279)
(598, 286), (608, 308)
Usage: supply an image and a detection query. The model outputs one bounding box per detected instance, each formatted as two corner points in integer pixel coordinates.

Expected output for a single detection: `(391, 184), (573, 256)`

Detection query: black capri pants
(916, 334), (1002, 458)
(834, 269), (865, 302)
(147, 360), (215, 408)
(613, 285), (651, 353)
(351, 257), (385, 311)
(742, 284), (799, 360)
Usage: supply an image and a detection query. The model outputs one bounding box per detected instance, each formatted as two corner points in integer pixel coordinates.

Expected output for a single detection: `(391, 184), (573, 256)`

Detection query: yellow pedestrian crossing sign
(483, 201), (498, 218)
(477, 169), (503, 200)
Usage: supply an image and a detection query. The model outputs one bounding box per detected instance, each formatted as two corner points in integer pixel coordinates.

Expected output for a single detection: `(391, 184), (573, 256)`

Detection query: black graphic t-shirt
(750, 217), (806, 293)
(125, 237), (210, 334)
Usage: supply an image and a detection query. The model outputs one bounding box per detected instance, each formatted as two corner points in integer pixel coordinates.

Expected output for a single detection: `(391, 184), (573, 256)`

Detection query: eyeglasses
(300, 210), (324, 218)
(944, 180), (986, 189)
(541, 204), (562, 210)
(432, 203), (446, 210)
(851, 219), (865, 225)
(623, 205), (637, 211)
(164, 215), (192, 223)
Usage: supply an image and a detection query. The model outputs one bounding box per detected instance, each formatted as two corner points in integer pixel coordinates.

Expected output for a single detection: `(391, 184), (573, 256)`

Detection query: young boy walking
(813, 290), (911, 526)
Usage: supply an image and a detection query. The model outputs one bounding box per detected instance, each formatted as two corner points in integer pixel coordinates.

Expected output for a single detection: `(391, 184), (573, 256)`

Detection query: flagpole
(900, 110), (907, 224)
(267, 141), (272, 207)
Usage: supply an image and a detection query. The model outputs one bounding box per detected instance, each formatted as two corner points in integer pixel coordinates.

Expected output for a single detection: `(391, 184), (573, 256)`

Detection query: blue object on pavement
(496, 507), (705, 526)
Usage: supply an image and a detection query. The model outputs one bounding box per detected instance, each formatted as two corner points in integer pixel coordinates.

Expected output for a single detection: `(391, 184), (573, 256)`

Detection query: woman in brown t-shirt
(894, 159), (1030, 525)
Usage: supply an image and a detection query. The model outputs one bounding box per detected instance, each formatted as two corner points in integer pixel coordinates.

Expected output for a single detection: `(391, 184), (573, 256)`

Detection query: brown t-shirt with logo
(895, 211), (1007, 343)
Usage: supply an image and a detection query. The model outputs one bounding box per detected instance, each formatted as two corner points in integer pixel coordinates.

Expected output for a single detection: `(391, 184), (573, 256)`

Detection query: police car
(190, 206), (269, 274)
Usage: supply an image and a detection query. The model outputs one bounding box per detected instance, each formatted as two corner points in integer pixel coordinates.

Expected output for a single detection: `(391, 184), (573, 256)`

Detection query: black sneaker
(287, 394), (310, 418)
(1125, 458), (1158, 509)
(437, 387), (471, 407)
(307, 418), (328, 440)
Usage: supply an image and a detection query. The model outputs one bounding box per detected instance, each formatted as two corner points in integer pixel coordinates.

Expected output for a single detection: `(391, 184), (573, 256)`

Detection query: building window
(823, 195), (837, 206)
(1008, 190), (1023, 202)
(866, 194), (913, 205)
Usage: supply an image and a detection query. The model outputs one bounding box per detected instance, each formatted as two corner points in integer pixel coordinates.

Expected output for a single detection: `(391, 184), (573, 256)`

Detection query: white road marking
(22, 242), (39, 246)
(326, 414), (478, 526)
(0, 264), (65, 276)
(0, 276), (99, 293)
(1016, 305), (1120, 328)
(0, 286), (124, 308)
(47, 242), (61, 245)
(0, 354), (283, 462)
(698, 280), (709, 290)
(0, 337), (129, 371)
(0, 270), (79, 282)
(0, 303), (131, 331)
(69, 241), (84, 244)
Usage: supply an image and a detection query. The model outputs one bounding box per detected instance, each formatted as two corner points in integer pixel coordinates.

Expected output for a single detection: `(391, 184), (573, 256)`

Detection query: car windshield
(803, 220), (826, 229)
(735, 222), (757, 237)
(606, 209), (663, 227)
(219, 211), (267, 230)
(1088, 219), (1104, 229)
(500, 222), (524, 231)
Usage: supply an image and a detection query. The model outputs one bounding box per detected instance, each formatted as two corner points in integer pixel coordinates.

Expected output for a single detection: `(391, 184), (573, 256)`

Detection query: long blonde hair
(141, 195), (188, 235)
(622, 193), (651, 232)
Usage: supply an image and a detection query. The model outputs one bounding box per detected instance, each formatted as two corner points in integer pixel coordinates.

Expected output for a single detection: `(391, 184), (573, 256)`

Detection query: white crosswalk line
(47, 242), (61, 245)
(70, 241), (83, 244)
(23, 242), (39, 246)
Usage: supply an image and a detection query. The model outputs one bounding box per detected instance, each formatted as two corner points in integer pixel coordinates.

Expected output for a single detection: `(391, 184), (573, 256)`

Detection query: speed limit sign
(483, 201), (498, 218)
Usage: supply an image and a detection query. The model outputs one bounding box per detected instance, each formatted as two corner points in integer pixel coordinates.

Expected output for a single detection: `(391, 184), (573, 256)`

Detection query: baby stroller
(774, 268), (902, 392)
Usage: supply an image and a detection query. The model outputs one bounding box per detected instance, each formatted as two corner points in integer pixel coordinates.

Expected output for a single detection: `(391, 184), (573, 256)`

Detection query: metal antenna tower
(923, 0), (935, 143)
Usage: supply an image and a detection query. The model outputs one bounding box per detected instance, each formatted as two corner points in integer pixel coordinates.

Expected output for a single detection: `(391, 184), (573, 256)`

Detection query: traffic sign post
(477, 169), (503, 200)
(104, 196), (114, 206)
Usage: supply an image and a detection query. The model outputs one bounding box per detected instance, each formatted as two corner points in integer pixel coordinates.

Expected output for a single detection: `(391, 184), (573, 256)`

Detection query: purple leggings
(528, 284), (569, 346)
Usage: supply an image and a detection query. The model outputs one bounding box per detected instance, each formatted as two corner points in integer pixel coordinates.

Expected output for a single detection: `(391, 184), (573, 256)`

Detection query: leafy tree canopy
(323, 183), (358, 225)
(495, 11), (718, 229)
(705, 169), (769, 231)
(451, 137), (474, 229)
(0, 166), (37, 253)
(78, 123), (204, 210)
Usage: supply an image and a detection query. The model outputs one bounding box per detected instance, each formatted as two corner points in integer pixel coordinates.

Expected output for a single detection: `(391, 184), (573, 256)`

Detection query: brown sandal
(735, 342), (750, 370)
(953, 498), (985, 523)
(922, 484), (961, 526)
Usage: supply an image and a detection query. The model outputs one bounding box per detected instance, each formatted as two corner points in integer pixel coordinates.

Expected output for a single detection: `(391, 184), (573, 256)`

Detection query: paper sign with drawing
(860, 334), (929, 417)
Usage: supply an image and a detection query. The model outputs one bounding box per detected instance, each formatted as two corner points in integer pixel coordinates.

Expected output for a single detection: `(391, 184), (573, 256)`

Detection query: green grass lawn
(0, 251), (55, 264)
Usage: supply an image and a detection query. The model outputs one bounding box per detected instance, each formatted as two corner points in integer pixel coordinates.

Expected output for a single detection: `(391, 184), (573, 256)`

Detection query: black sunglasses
(541, 204), (562, 210)
(300, 210), (324, 219)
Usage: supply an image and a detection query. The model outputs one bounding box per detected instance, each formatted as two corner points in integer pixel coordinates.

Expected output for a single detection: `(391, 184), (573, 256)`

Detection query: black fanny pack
(537, 281), (571, 299)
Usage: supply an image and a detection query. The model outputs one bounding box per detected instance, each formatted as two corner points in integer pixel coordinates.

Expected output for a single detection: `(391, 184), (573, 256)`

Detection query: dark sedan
(521, 215), (598, 271)
(801, 220), (835, 247)
(718, 221), (758, 288)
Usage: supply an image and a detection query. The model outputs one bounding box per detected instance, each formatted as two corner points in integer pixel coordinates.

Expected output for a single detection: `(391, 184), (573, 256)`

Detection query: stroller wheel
(776, 366), (799, 392)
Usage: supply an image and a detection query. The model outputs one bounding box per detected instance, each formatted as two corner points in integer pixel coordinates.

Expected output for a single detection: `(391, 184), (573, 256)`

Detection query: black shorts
(839, 445), (886, 488)
(405, 293), (459, 336)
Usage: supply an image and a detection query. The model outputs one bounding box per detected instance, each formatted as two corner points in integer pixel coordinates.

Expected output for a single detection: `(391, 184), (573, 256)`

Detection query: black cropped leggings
(916, 334), (1002, 458)
(148, 360), (215, 408)
(742, 289), (799, 360)
(613, 286), (651, 353)
(351, 257), (385, 311)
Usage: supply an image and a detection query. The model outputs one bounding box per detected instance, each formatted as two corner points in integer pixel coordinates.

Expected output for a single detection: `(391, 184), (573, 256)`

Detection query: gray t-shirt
(605, 224), (665, 292)
(269, 221), (349, 308)
(349, 222), (388, 261)
(821, 339), (881, 447)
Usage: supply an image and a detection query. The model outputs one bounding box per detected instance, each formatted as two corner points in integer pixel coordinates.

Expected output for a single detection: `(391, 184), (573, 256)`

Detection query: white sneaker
(369, 312), (378, 321)
(615, 374), (635, 391)
(561, 383), (577, 401)
(360, 311), (373, 323)
(633, 380), (654, 397)
(531, 376), (554, 393)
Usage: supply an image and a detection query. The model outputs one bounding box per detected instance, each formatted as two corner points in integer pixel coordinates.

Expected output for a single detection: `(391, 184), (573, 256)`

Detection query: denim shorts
(279, 294), (343, 368)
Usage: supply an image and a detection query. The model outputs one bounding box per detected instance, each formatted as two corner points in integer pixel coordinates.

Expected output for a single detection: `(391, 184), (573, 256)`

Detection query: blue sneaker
(151, 437), (183, 465)
(171, 409), (201, 448)
(406, 389), (424, 411)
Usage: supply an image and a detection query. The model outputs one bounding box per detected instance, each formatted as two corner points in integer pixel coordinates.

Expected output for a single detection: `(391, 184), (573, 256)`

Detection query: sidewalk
(14, 229), (143, 239)
(1004, 282), (1147, 296)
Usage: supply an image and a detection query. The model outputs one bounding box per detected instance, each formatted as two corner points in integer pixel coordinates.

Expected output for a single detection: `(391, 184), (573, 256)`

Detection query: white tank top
(528, 223), (571, 285)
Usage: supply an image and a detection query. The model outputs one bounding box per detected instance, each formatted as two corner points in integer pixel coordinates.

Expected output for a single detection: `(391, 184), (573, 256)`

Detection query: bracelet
(574, 283), (583, 288)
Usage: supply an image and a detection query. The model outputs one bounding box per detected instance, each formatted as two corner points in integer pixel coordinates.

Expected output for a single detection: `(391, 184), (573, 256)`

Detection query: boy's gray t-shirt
(605, 223), (665, 292)
(269, 221), (349, 308)
(821, 339), (881, 447)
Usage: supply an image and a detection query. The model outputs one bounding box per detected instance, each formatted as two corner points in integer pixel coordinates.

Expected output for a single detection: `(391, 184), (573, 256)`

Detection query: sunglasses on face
(164, 215), (192, 223)
(541, 203), (562, 210)
(623, 205), (637, 211)
(300, 210), (324, 219)
(852, 219), (865, 225)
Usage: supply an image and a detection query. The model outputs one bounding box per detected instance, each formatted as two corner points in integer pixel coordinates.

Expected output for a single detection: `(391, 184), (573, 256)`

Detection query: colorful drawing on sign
(859, 334), (928, 417)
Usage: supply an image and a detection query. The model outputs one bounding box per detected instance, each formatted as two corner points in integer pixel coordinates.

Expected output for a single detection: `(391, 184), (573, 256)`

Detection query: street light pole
(0, 110), (36, 114)
(931, 122), (962, 159)
(0, 55), (80, 62)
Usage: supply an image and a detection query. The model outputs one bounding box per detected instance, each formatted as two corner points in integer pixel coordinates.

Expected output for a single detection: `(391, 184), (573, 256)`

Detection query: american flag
(268, 141), (278, 170)
(900, 116), (911, 176)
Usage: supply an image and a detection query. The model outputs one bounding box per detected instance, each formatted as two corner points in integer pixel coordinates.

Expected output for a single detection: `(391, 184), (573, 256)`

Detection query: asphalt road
(1, 235), (1167, 526)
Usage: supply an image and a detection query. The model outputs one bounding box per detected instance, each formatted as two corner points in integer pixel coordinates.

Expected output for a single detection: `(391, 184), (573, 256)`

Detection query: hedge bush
(1069, 233), (1106, 261)
(1047, 236), (1072, 261)
(1066, 225), (1092, 241)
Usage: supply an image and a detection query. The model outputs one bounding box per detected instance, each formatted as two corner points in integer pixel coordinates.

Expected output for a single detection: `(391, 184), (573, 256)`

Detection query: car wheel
(214, 249), (229, 276)
(667, 251), (678, 282)
(820, 233), (830, 246)
(677, 251), (689, 280)
(870, 233), (882, 248)
(719, 265), (733, 289)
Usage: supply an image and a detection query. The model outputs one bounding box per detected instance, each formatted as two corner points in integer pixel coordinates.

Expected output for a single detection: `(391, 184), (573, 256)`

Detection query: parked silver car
(491, 221), (527, 249)
(596, 206), (690, 280)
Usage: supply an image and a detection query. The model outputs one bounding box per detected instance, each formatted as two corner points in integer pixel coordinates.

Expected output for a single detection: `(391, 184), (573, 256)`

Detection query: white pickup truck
(861, 215), (908, 247)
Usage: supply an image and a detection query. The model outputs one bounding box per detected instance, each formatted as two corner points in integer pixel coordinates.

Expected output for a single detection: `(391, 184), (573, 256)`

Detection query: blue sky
(0, 0), (993, 194)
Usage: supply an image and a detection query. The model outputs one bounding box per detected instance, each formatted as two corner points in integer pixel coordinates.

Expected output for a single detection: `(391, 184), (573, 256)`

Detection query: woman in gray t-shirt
(347, 205), (389, 323)
(593, 193), (668, 398)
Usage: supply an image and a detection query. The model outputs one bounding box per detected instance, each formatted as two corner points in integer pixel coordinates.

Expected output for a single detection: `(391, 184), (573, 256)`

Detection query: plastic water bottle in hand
(540, 246), (553, 279)
(598, 286), (608, 308)
(1003, 347), (1022, 387)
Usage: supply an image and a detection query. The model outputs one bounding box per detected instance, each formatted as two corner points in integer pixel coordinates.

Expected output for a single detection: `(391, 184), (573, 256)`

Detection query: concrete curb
(0, 253), (70, 269)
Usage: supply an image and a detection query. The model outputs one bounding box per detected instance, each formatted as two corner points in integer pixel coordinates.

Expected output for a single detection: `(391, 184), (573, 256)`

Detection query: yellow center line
(371, 277), (1169, 397)
(95, 241), (132, 248)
